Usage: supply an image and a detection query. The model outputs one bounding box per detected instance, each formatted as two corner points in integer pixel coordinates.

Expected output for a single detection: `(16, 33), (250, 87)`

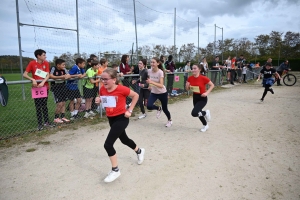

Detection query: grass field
(1, 72), (205, 140)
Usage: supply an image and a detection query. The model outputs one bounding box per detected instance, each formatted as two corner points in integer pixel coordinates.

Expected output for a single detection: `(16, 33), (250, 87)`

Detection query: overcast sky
(0, 0), (299, 60)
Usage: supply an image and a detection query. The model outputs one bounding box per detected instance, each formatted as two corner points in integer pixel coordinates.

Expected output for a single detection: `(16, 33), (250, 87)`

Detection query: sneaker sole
(104, 172), (121, 183)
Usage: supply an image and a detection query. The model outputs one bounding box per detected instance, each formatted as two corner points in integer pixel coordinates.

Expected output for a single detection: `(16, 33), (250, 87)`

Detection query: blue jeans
(147, 92), (171, 120)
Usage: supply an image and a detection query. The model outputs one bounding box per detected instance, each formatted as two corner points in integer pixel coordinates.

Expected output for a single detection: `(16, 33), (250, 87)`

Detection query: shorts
(83, 86), (98, 99)
(68, 89), (81, 100)
(237, 68), (242, 77)
(52, 86), (68, 103)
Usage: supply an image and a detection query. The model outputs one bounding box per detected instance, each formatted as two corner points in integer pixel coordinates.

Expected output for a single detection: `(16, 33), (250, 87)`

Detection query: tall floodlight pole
(16, 0), (25, 100)
(214, 24), (216, 56)
(133, 0), (138, 63)
(215, 24), (223, 61)
(198, 17), (200, 62)
(174, 8), (176, 59)
(76, 0), (79, 55)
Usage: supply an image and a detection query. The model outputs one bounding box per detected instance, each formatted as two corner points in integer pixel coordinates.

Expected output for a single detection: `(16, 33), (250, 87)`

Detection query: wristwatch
(128, 110), (132, 113)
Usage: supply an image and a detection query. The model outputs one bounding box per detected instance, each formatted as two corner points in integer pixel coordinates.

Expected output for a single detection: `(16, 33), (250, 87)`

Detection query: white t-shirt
(242, 66), (247, 74)
(147, 69), (167, 94)
(226, 59), (231, 69)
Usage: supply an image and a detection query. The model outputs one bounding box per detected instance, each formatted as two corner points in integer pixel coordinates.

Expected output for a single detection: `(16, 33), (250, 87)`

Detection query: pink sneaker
(61, 117), (70, 122)
(54, 118), (63, 123)
(165, 120), (172, 127)
(156, 107), (162, 119)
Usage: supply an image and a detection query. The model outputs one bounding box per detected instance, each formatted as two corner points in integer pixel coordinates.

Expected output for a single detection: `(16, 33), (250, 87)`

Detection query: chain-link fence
(0, 68), (262, 140)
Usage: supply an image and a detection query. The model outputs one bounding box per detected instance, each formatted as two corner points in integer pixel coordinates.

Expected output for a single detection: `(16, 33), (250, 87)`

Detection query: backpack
(0, 76), (9, 106)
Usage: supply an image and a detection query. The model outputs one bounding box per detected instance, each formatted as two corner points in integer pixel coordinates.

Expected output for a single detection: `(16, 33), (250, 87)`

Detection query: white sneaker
(156, 107), (162, 119)
(137, 148), (145, 165)
(200, 125), (209, 132)
(138, 113), (147, 119)
(84, 112), (90, 118)
(205, 110), (211, 122)
(89, 110), (96, 116)
(104, 170), (121, 183)
(165, 120), (172, 127)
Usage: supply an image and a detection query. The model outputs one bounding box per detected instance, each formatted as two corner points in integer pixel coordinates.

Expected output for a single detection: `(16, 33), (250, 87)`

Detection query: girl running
(132, 59), (150, 119)
(186, 64), (214, 132)
(95, 68), (145, 183)
(146, 57), (173, 127)
(257, 62), (281, 102)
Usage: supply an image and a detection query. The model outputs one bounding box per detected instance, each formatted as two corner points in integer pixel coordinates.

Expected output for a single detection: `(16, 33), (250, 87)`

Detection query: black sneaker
(260, 98), (264, 102)
(269, 88), (274, 94)
(38, 125), (44, 131)
(44, 122), (56, 128)
(230, 82), (234, 85)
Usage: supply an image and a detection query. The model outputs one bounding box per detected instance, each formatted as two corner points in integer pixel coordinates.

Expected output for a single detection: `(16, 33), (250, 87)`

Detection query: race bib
(190, 86), (200, 93)
(100, 96), (116, 108)
(31, 86), (48, 98)
(35, 69), (47, 79)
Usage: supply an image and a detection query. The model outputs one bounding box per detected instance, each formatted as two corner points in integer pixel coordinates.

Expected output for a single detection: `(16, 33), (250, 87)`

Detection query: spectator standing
(186, 64), (214, 132)
(23, 49), (53, 131)
(160, 55), (166, 69)
(95, 68), (144, 183)
(183, 61), (191, 91)
(50, 59), (71, 123)
(66, 58), (86, 120)
(211, 56), (224, 85)
(165, 55), (176, 97)
(199, 57), (208, 76)
(225, 56), (231, 82)
(230, 56), (237, 85)
(83, 60), (100, 118)
(119, 55), (133, 107)
(242, 65), (248, 83)
(236, 55), (245, 83)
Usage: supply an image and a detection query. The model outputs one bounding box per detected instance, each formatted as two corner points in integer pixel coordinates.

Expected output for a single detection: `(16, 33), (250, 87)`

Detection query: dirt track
(1, 80), (300, 200)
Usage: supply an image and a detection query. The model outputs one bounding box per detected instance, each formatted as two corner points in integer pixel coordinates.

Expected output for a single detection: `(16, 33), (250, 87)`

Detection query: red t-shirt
(25, 60), (50, 89)
(187, 75), (210, 94)
(100, 85), (130, 117)
(231, 58), (236, 69)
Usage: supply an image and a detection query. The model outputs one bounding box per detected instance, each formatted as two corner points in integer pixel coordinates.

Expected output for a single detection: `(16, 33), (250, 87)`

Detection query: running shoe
(137, 148), (145, 165)
(205, 110), (211, 122)
(84, 112), (90, 118)
(200, 125), (209, 132)
(53, 118), (63, 123)
(269, 88), (274, 94)
(138, 113), (147, 119)
(104, 170), (121, 183)
(156, 107), (162, 119)
(61, 117), (70, 122)
(165, 120), (172, 127)
(89, 110), (96, 116)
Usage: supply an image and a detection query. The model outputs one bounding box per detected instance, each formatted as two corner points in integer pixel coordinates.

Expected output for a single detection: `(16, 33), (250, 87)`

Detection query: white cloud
(0, 0), (299, 60)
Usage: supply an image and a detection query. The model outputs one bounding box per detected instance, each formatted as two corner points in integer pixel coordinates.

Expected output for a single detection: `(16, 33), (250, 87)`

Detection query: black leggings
(139, 88), (150, 114)
(147, 92), (171, 120)
(34, 94), (49, 126)
(191, 94), (207, 126)
(104, 114), (136, 157)
(261, 85), (272, 100)
(166, 74), (174, 94)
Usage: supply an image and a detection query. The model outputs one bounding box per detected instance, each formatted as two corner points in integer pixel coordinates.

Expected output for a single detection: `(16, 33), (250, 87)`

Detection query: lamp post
(214, 24), (223, 61)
